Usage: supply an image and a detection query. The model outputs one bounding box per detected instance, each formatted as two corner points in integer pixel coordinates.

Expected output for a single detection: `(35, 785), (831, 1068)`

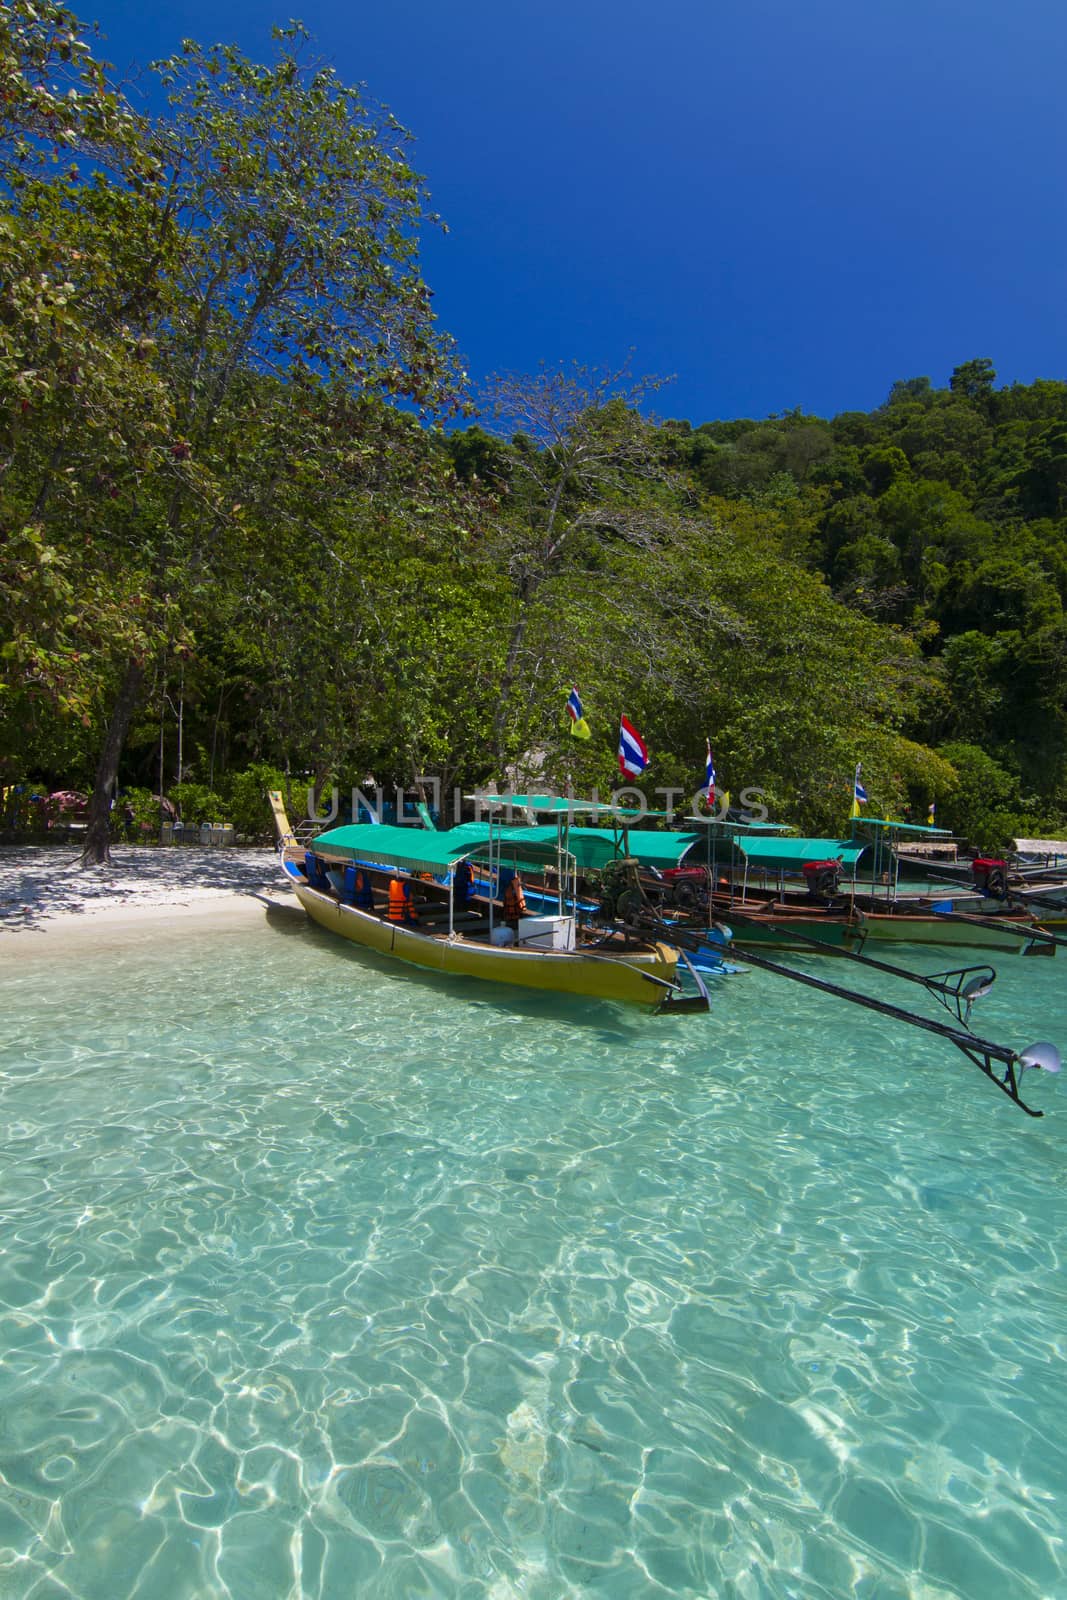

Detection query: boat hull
(858, 910), (1050, 952)
(705, 901), (865, 953)
(293, 882), (680, 1006)
(721, 920), (861, 953)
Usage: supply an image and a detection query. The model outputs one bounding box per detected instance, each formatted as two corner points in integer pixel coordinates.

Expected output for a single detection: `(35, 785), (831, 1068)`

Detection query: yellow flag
(566, 688), (591, 739)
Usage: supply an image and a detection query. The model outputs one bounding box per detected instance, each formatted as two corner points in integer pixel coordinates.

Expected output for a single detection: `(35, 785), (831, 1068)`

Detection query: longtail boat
(269, 792), (708, 1011)
(268, 790), (1061, 1113)
(647, 817), (1064, 955)
(454, 812), (1059, 956)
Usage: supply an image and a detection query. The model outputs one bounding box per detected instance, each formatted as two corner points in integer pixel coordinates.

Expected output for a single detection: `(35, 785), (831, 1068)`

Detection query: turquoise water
(1, 915), (1065, 1599)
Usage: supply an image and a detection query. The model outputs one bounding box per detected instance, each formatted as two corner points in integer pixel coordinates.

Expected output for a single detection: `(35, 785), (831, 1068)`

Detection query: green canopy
(452, 821), (705, 872)
(312, 824), (469, 874)
(853, 817), (953, 837)
(466, 793), (667, 818)
(518, 825), (702, 871)
(312, 822), (568, 875)
(683, 817), (791, 836)
(312, 820), (703, 876)
(738, 836), (866, 870)
(579, 828), (702, 870)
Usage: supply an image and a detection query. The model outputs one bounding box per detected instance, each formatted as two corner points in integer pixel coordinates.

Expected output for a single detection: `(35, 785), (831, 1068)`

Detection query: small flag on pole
(566, 687), (591, 740)
(618, 715), (649, 778)
(928, 801), (936, 824)
(704, 738), (716, 808)
(851, 764), (868, 820)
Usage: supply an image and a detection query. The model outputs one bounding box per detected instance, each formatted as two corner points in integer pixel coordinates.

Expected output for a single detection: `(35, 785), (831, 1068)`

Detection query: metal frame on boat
(269, 792), (709, 1011)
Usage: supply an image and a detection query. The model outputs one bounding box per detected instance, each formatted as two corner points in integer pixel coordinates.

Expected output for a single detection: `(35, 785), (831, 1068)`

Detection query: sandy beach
(0, 843), (298, 951)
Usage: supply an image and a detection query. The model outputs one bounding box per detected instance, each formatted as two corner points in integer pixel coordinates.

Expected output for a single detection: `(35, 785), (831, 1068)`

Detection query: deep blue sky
(83, 0), (1066, 423)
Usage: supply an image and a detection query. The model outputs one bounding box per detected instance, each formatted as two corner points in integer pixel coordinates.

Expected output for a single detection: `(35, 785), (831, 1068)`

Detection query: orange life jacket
(387, 877), (417, 924)
(503, 878), (526, 922)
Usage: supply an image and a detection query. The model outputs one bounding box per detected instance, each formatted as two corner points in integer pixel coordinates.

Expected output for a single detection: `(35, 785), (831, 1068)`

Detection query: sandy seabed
(0, 844), (298, 955)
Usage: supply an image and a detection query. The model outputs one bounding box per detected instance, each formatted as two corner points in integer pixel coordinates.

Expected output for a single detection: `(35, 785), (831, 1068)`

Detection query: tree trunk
(81, 658), (145, 864)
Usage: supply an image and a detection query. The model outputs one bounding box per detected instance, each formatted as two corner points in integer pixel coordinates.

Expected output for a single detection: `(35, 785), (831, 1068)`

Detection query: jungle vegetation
(3, 5), (1066, 854)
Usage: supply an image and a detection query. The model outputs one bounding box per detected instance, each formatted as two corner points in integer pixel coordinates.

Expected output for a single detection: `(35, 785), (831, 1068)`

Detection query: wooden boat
(703, 895), (866, 952)
(855, 904), (1056, 953)
(640, 820), (1061, 954)
(479, 817), (1053, 957)
(269, 793), (706, 1010)
(696, 883), (1054, 954)
(266, 792), (1062, 1113)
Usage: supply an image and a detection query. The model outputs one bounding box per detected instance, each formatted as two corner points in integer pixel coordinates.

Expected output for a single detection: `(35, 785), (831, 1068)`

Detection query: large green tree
(2, 18), (467, 858)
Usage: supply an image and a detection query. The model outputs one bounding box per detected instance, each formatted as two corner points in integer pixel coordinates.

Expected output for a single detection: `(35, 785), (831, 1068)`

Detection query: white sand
(0, 844), (299, 950)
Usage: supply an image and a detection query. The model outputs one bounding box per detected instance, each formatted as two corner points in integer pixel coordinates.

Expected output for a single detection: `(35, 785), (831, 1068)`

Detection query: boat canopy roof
(738, 836), (866, 869)
(683, 816), (790, 835)
(312, 820), (704, 875)
(426, 822), (702, 871)
(854, 817), (952, 837)
(465, 793), (666, 818)
(544, 826), (702, 870)
(312, 822), (564, 874)
(1014, 837), (1067, 855)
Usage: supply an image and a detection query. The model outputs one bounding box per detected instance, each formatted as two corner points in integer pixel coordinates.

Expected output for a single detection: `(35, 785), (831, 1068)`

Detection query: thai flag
(705, 738), (716, 805)
(854, 765), (868, 804)
(618, 715), (649, 778)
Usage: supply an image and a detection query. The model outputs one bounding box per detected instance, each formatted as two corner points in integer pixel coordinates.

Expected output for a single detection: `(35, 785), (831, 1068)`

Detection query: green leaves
(5, 8), (1067, 849)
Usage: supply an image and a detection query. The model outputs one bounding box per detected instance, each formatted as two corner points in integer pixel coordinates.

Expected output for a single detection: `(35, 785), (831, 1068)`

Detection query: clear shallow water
(0, 916), (1065, 1600)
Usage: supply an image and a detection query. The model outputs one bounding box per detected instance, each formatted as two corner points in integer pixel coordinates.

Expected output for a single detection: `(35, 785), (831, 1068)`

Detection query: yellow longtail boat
(269, 792), (706, 1011)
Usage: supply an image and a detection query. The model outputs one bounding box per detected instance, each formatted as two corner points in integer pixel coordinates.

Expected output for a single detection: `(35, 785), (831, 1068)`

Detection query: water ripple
(0, 922), (1064, 1596)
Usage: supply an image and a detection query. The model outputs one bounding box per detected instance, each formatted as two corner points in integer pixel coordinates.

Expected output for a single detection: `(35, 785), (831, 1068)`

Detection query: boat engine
(972, 857), (1008, 898)
(802, 859), (842, 901)
(664, 866), (710, 913)
(598, 857), (649, 923)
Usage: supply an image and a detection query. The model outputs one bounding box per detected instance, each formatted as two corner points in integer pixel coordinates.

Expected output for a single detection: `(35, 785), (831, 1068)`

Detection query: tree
(475, 361), (672, 766)
(886, 376), (934, 407)
(950, 358), (997, 404)
(0, 2), (177, 783)
(937, 740), (1021, 851)
(68, 24), (466, 859)
(224, 389), (505, 801)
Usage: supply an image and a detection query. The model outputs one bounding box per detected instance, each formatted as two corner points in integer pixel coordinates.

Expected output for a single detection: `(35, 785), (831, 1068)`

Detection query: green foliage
(169, 782), (226, 824)
(936, 742), (1030, 853)
(119, 786), (164, 837)
(225, 763), (286, 841)
(5, 7), (1067, 847)
(950, 359), (997, 404)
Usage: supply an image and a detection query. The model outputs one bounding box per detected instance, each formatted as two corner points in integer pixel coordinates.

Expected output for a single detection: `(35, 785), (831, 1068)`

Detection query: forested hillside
(3, 4), (1065, 852)
(655, 362), (1067, 843)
